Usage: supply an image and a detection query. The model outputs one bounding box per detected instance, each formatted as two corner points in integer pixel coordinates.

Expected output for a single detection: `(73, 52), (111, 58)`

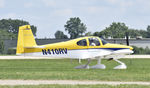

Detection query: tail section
(16, 25), (37, 55)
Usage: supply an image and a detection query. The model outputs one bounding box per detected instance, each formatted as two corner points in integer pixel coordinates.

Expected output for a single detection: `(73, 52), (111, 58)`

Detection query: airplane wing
(104, 49), (133, 59)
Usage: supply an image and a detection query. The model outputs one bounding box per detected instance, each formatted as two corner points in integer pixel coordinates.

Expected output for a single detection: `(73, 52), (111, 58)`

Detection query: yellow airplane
(16, 25), (133, 69)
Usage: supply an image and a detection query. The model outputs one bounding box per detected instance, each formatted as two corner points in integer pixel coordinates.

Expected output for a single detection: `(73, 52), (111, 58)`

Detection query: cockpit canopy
(101, 38), (108, 45)
(77, 39), (87, 46)
(76, 37), (108, 46)
(88, 38), (100, 46)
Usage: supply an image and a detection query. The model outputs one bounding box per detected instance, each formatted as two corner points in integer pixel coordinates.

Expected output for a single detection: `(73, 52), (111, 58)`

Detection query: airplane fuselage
(20, 36), (133, 59)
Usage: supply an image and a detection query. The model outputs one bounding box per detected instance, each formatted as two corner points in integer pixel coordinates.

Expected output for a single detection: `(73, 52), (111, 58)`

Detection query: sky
(0, 0), (150, 38)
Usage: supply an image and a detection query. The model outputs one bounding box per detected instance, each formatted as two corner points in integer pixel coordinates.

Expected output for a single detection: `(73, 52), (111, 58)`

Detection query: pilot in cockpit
(90, 39), (96, 46)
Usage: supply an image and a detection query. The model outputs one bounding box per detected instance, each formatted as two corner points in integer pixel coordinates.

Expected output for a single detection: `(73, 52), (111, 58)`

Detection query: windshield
(101, 38), (108, 45)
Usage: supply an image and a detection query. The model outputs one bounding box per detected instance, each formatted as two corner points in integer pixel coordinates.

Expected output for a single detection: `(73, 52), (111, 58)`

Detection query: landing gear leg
(90, 58), (106, 69)
(74, 59), (91, 69)
(113, 59), (127, 69)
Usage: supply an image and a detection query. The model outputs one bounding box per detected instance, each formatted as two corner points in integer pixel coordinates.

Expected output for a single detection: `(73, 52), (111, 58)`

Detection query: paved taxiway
(0, 55), (150, 59)
(0, 80), (149, 85)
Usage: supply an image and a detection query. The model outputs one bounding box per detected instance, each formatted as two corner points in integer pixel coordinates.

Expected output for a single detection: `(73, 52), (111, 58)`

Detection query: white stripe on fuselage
(18, 48), (133, 59)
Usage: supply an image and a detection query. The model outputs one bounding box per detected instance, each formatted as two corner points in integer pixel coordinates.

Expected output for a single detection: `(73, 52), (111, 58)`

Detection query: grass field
(0, 59), (149, 81)
(0, 84), (150, 88)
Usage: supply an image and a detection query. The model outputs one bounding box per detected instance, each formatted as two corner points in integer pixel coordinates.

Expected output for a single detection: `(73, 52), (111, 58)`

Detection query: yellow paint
(103, 43), (133, 49)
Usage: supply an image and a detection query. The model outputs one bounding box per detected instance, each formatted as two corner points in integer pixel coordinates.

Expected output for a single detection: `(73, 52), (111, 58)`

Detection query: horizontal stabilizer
(24, 46), (45, 49)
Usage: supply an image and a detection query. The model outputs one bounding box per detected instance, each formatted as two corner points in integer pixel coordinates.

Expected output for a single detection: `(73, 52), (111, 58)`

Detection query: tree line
(0, 19), (37, 54)
(0, 18), (150, 40)
(93, 22), (150, 38)
(55, 17), (150, 39)
(0, 19), (37, 40)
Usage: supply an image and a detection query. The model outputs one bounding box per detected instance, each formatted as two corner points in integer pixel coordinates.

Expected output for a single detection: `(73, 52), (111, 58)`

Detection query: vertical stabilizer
(16, 25), (37, 55)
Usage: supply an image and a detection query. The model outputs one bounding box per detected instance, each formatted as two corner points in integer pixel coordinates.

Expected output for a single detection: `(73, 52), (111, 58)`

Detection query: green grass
(0, 54), (16, 56)
(0, 59), (149, 81)
(0, 84), (150, 88)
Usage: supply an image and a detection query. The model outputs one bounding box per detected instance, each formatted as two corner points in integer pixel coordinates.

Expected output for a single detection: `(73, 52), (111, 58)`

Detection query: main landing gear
(90, 58), (106, 69)
(74, 57), (127, 69)
(74, 59), (91, 69)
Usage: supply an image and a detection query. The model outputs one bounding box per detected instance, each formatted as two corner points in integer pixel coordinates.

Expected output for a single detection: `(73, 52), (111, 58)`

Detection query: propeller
(125, 32), (129, 46)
